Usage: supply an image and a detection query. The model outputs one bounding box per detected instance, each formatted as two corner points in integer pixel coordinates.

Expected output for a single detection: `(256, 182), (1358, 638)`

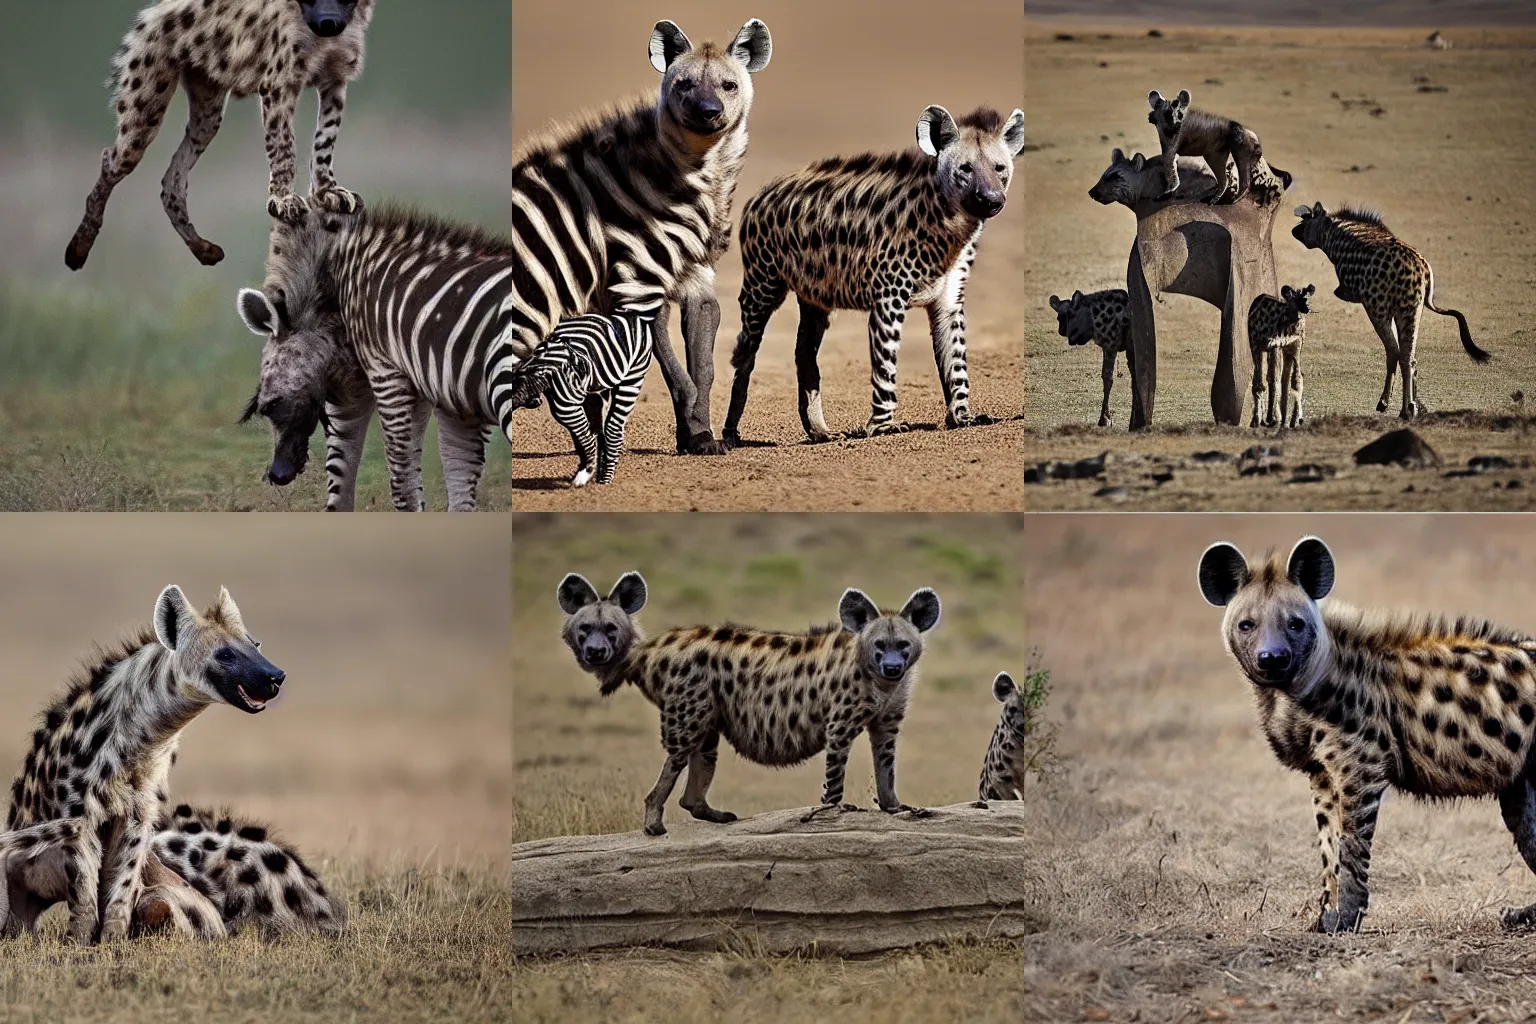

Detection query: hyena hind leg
(677, 732), (738, 825)
(160, 70), (230, 266)
(1497, 778), (1536, 930)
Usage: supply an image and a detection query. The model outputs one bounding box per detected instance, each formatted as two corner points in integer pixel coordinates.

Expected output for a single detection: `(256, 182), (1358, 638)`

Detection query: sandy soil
(509, 1), (1024, 511)
(1023, 25), (1536, 511)
(1022, 515), (1536, 1022)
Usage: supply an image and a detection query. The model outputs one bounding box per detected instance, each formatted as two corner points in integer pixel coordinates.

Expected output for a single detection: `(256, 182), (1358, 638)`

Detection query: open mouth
(236, 685), (269, 712)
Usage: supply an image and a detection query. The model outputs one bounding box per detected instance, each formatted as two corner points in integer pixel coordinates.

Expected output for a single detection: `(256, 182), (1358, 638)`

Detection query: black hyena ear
(1148, 90), (1165, 109)
(1281, 285), (1294, 300)
(1048, 295), (1063, 312)
(838, 588), (881, 633)
(916, 105), (959, 158)
(728, 19), (771, 73)
(1303, 283), (1316, 297)
(1131, 153), (1145, 171)
(556, 574), (600, 614)
(899, 588), (942, 632)
(607, 572), (648, 615)
(1111, 146), (1125, 163)
(993, 672), (1016, 703)
(1313, 201), (1326, 218)
(1001, 108), (1026, 156)
(1071, 289), (1084, 303)
(1287, 536), (1335, 601)
(154, 585), (198, 653)
(237, 288), (281, 337)
(1197, 543), (1250, 607)
(1176, 89), (1191, 108)
(649, 20), (692, 73)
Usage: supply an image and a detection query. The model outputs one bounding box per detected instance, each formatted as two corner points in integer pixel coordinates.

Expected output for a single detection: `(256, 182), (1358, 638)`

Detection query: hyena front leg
(260, 85), (307, 224)
(1100, 346), (1118, 428)
(722, 268), (789, 448)
(678, 731), (738, 825)
(1249, 343), (1266, 428)
(1265, 348), (1279, 427)
(1155, 145), (1181, 201)
(869, 716), (931, 818)
(1498, 778), (1536, 930)
(926, 258), (990, 430)
(801, 720), (867, 822)
(160, 70), (230, 266)
(861, 294), (913, 437)
(310, 81), (362, 215)
(65, 822), (105, 945)
(98, 811), (153, 942)
(1315, 771), (1384, 934)
(1309, 770), (1342, 927)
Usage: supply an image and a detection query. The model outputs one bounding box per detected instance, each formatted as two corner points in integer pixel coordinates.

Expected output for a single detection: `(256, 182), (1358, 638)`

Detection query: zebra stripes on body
(508, 313), (656, 486)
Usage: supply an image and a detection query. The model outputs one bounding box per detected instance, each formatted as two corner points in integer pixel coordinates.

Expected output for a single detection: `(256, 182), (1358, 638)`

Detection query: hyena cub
(66, 0), (372, 270)
(976, 672), (1029, 805)
(1148, 89), (1283, 205)
(557, 572), (941, 835)
(1247, 284), (1315, 429)
(1200, 536), (1536, 933)
(1049, 289), (1131, 427)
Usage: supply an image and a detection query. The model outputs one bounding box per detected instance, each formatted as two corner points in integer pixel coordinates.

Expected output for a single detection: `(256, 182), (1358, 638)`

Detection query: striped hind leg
(437, 415), (490, 511)
(323, 397), (373, 512)
(596, 377), (645, 484)
(372, 372), (432, 511)
(862, 292), (914, 436)
(548, 377), (600, 487)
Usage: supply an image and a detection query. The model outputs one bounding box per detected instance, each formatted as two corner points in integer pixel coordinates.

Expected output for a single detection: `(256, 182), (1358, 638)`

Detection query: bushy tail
(0, 818), (79, 859)
(1424, 266), (1491, 364)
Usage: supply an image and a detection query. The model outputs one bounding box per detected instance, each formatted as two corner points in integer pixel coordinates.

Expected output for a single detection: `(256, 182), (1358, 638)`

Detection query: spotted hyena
(1147, 89), (1286, 205)
(1200, 535), (1536, 933)
(66, 0), (373, 271)
(1049, 289), (1131, 427)
(976, 672), (1028, 805)
(557, 572), (941, 835)
(1247, 284), (1314, 429)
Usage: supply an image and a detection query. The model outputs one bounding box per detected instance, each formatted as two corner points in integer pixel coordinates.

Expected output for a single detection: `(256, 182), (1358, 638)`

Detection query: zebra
(506, 313), (656, 486)
(238, 205), (512, 512)
(497, 18), (772, 456)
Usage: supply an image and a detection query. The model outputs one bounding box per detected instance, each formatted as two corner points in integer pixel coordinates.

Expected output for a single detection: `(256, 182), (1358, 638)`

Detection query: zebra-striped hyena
(66, 0), (371, 271)
(1049, 289), (1131, 427)
(1147, 89), (1285, 206)
(1247, 284), (1314, 429)
(1, 585), (284, 944)
(557, 572), (941, 835)
(505, 19), (772, 455)
(239, 205), (513, 512)
(724, 105), (1026, 442)
(976, 672), (1028, 806)
(1292, 203), (1490, 420)
(1200, 536), (1536, 933)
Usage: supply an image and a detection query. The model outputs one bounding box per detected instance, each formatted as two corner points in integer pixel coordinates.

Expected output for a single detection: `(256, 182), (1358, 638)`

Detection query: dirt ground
(509, 1), (1024, 512)
(1024, 24), (1536, 511)
(1022, 515), (1536, 1022)
(511, 513), (1028, 1021)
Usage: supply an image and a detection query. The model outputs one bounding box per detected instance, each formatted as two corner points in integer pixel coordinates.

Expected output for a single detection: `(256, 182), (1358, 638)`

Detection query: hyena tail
(1424, 266), (1491, 364)
(0, 818), (79, 859)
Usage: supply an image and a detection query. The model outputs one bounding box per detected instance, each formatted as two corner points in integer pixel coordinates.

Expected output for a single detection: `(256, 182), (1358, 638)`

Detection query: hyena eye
(215, 649), (237, 665)
(676, 78), (695, 92)
(1287, 617), (1306, 632)
(1238, 620), (1256, 633)
(721, 80), (738, 92)
(604, 624), (617, 637)
(994, 164), (1007, 173)
(959, 162), (973, 174)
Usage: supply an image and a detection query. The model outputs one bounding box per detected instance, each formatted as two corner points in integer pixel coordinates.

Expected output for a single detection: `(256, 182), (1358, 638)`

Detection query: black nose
(978, 193), (1005, 217)
(584, 646), (610, 664)
(268, 669), (285, 687)
(310, 18), (344, 36)
(694, 100), (724, 119)
(1257, 649), (1292, 674)
(267, 458), (296, 486)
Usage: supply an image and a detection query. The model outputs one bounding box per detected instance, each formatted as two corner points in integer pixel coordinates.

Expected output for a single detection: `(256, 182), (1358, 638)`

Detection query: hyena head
(917, 106), (1026, 221)
(1147, 88), (1192, 135)
(1282, 283), (1316, 316)
(650, 19), (772, 142)
(838, 587), (942, 686)
(1088, 148), (1157, 205)
(153, 586), (285, 715)
(1199, 536), (1336, 699)
(557, 572), (648, 674)
(1048, 291), (1094, 346)
(1291, 202), (1330, 248)
(296, 0), (359, 38)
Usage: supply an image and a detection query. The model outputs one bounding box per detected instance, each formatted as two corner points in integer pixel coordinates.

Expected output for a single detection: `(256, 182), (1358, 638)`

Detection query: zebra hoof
(571, 468), (593, 487)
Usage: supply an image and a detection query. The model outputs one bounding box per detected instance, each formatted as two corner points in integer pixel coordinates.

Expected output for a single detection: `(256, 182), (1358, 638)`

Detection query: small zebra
(1049, 289), (1131, 427)
(507, 313), (657, 487)
(1248, 284), (1314, 429)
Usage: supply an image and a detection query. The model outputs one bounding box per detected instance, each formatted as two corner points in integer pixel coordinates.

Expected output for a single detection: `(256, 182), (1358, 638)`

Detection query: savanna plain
(0, 520), (511, 1022)
(1024, 24), (1536, 510)
(1022, 515), (1536, 1022)
(512, 514), (1027, 1022)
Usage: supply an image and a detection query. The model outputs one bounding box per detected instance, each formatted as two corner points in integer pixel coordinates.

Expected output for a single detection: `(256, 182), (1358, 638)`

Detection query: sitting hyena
(556, 572), (941, 835)
(724, 104), (1025, 442)
(1147, 89), (1288, 205)
(1292, 202), (1490, 419)
(1247, 284), (1315, 429)
(1049, 289), (1131, 427)
(66, 0), (373, 271)
(1200, 535), (1536, 933)
(0, 585), (285, 944)
(975, 672), (1029, 806)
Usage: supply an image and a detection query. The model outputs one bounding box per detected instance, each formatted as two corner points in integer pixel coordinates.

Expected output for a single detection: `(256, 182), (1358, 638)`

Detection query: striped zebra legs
(373, 372), (432, 511)
(549, 385), (602, 487)
(596, 380), (644, 484)
(322, 398), (373, 512)
(437, 416), (493, 511)
(864, 293), (912, 436)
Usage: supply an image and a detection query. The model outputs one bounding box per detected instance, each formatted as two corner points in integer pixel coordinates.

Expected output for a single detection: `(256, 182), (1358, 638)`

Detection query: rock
(1353, 428), (1441, 469)
(510, 802), (1039, 956)
(1190, 450), (1232, 464)
(1093, 486), (1130, 501)
(1240, 460), (1284, 477)
(1510, 480), (1525, 490)
(1050, 453), (1108, 480)
(1147, 28), (1164, 38)
(1024, 465), (1044, 484)
(1468, 455), (1516, 473)
(1290, 463), (1337, 484)
(1240, 444), (1282, 461)
(1150, 469), (1174, 486)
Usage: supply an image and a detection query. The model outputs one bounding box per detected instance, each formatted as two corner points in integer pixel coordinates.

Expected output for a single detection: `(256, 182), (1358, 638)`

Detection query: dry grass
(511, 513), (1028, 1022)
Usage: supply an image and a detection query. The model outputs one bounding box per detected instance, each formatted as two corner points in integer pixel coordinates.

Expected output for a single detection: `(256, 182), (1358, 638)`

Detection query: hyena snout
(581, 634), (615, 667)
(213, 649), (286, 713)
(877, 648), (911, 681)
(300, 0), (356, 37)
(1256, 643), (1294, 681)
(966, 187), (1007, 220)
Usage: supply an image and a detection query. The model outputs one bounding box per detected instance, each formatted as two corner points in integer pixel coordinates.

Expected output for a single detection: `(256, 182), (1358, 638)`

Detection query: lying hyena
(557, 572), (941, 834)
(1200, 535), (1536, 933)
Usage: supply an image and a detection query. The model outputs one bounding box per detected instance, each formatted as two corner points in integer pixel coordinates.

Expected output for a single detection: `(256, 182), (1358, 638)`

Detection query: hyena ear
(1131, 153), (1146, 171)
(649, 20), (692, 73)
(153, 585), (199, 653)
(237, 288), (281, 337)
(992, 672), (1017, 703)
(1303, 284), (1316, 297)
(1197, 543), (1250, 607)
(838, 588), (881, 633)
(556, 574), (601, 614)
(1287, 536), (1335, 601)
(1071, 289), (1085, 303)
(1048, 295), (1063, 312)
(1001, 108), (1026, 157)
(1281, 285), (1294, 300)
(899, 588), (942, 632)
(1110, 147), (1125, 163)
(728, 19), (771, 73)
(214, 587), (246, 634)
(1175, 89), (1191, 108)
(1148, 90), (1165, 109)
(1312, 201), (1326, 218)
(916, 105), (959, 158)
(1292, 205), (1312, 219)
(607, 572), (648, 615)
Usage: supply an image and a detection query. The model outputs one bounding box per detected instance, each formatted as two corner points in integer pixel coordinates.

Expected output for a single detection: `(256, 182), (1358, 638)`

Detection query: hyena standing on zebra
(556, 572), (941, 835)
(1292, 202), (1490, 420)
(1247, 284), (1315, 429)
(1200, 536), (1536, 933)
(1048, 289), (1132, 427)
(724, 105), (1025, 443)
(503, 19), (772, 456)
(66, 0), (372, 271)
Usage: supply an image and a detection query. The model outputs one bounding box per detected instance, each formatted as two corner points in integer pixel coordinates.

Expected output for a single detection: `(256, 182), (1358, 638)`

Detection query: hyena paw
(1099, 414), (1113, 428)
(800, 802), (864, 823)
(313, 185), (363, 214)
(946, 411), (994, 429)
(642, 820), (667, 837)
(1313, 906), (1364, 934)
(804, 429), (838, 444)
(972, 799), (989, 809)
(268, 193), (310, 224)
(883, 803), (933, 818)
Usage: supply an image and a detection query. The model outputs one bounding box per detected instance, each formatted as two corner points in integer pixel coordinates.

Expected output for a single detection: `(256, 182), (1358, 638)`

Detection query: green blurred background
(0, 2), (510, 509)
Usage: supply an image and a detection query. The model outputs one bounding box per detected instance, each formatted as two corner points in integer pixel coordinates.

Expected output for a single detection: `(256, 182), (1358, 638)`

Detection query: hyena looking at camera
(1200, 536), (1536, 934)
(1049, 289), (1131, 427)
(1247, 284), (1315, 429)
(724, 105), (1025, 442)
(556, 573), (941, 835)
(66, 0), (372, 271)
(1147, 89), (1287, 205)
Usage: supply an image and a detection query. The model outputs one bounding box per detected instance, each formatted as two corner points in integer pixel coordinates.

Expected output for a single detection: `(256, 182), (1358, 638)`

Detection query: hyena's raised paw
(1500, 903), (1536, 932)
(799, 802), (865, 823)
(312, 186), (363, 215)
(267, 193), (311, 224)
